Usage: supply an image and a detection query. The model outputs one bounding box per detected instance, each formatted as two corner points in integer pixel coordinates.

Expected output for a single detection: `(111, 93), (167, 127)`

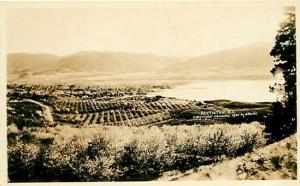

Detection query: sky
(6, 2), (285, 57)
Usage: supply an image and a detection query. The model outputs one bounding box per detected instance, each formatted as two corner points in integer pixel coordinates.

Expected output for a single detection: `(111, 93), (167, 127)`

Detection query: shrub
(270, 156), (282, 170)
(20, 133), (36, 143)
(203, 129), (231, 157)
(76, 136), (118, 181)
(286, 161), (297, 174)
(7, 132), (18, 145)
(41, 136), (88, 181)
(116, 127), (168, 180)
(8, 143), (40, 182)
(40, 138), (54, 147)
(9, 116), (42, 130)
(8, 122), (267, 181)
(235, 130), (266, 156)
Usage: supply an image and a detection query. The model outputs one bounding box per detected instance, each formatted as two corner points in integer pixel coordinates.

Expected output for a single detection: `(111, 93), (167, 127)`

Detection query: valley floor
(158, 134), (297, 181)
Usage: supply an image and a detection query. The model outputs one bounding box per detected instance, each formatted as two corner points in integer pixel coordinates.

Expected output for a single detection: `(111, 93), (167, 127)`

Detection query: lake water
(147, 80), (277, 102)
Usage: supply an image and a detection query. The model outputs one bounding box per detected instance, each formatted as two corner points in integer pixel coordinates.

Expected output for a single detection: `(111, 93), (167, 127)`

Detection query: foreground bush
(8, 122), (266, 182)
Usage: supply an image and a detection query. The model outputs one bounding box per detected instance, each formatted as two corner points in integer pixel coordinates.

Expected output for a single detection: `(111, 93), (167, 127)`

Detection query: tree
(267, 7), (296, 141)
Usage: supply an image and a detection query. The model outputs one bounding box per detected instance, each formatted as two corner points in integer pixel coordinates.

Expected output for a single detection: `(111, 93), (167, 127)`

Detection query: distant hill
(58, 51), (180, 73)
(166, 42), (274, 79)
(7, 53), (60, 74)
(7, 42), (274, 81)
(7, 51), (180, 76)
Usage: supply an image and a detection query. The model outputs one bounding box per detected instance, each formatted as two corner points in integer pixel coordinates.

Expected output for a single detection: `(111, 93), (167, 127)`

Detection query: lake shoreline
(147, 80), (277, 102)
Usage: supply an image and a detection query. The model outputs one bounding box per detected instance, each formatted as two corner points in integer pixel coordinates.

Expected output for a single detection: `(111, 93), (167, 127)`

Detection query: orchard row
(54, 98), (197, 126)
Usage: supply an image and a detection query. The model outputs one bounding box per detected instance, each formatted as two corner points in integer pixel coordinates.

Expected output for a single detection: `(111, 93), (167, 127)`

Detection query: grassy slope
(159, 134), (297, 180)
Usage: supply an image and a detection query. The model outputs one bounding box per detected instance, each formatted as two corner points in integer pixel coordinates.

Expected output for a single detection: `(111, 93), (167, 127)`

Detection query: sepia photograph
(2, 1), (298, 183)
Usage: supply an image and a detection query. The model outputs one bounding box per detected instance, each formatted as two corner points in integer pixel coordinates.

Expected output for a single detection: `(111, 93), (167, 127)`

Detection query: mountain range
(7, 42), (274, 81)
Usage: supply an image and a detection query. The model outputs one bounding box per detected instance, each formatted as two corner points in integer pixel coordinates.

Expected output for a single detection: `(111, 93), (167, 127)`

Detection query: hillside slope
(159, 134), (297, 180)
(57, 51), (180, 73)
(7, 53), (60, 73)
(167, 42), (274, 79)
